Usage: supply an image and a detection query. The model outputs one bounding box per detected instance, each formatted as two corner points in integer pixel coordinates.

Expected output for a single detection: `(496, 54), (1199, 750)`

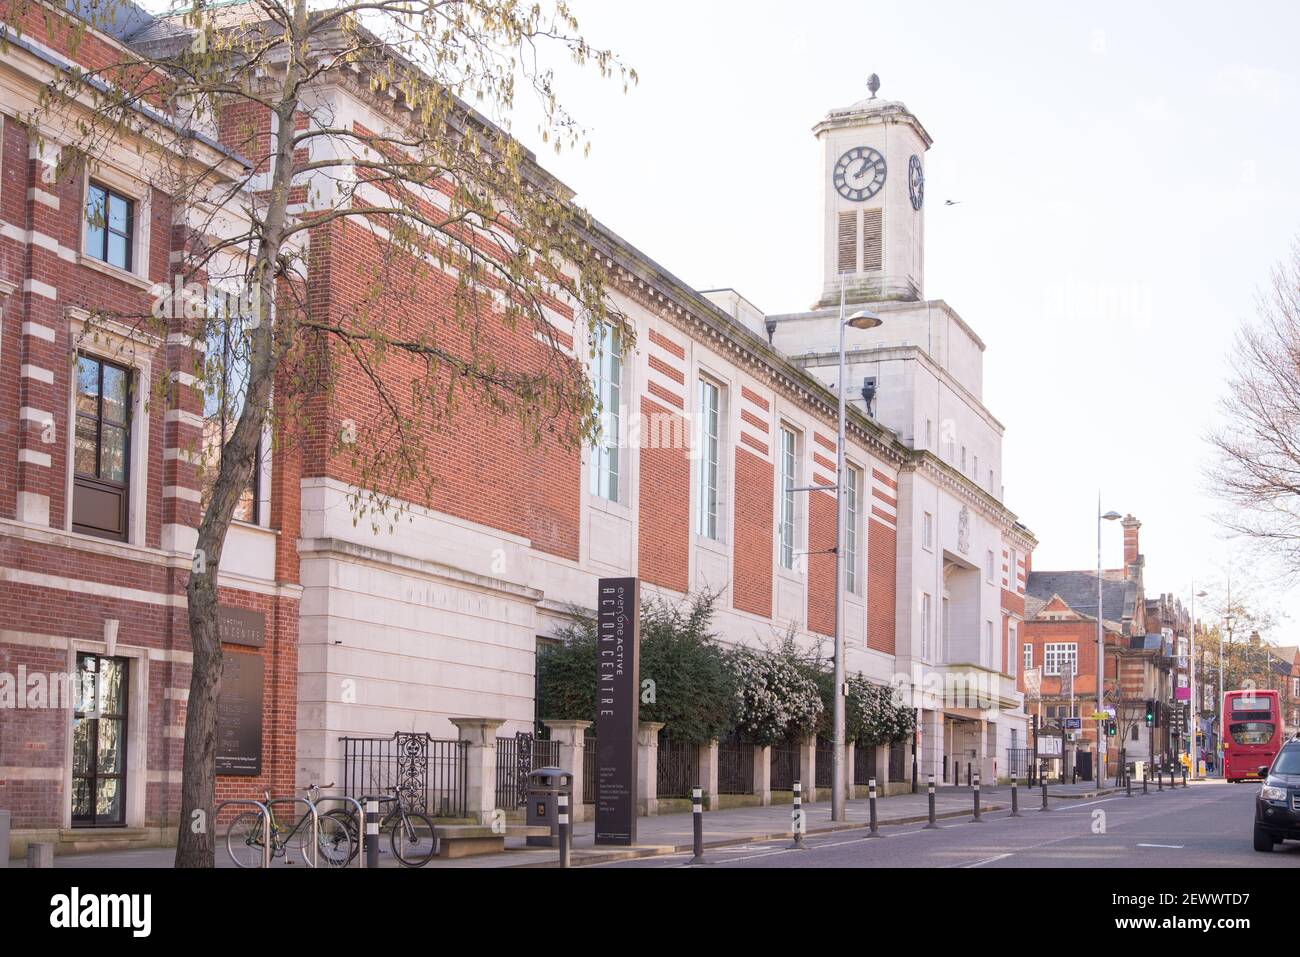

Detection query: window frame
(922, 511), (934, 552)
(844, 463), (861, 594)
(588, 320), (623, 504)
(1024, 642), (1033, 672)
(83, 181), (135, 273)
(201, 290), (263, 526)
(778, 424), (799, 571)
(71, 354), (133, 541)
(921, 592), (933, 659)
(1044, 642), (1079, 677)
(695, 377), (722, 541)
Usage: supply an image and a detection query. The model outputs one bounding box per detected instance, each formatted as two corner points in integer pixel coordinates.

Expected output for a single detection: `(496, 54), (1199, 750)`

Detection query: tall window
(72, 653), (129, 827)
(589, 321), (622, 502)
(200, 293), (258, 524)
(73, 355), (131, 540)
(984, 621), (994, 666)
(844, 465), (860, 593)
(1008, 624), (1018, 678)
(1044, 643), (1078, 677)
(922, 511), (933, 551)
(696, 379), (720, 540)
(778, 426), (797, 569)
(986, 549), (995, 583)
(922, 593), (933, 659)
(925, 419), (932, 449)
(1023, 642), (1033, 671)
(84, 183), (133, 271)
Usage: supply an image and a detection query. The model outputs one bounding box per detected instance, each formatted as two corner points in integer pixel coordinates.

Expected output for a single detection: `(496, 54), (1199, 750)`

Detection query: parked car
(1254, 739), (1300, 852)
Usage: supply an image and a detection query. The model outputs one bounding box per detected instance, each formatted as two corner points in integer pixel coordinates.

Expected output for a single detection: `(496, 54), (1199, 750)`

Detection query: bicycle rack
(308, 794), (367, 869)
(265, 796), (321, 868)
(215, 799), (273, 869)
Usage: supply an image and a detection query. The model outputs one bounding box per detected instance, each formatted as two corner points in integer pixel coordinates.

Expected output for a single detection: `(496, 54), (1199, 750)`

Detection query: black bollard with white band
(788, 781), (806, 849)
(924, 774), (940, 829)
(866, 777), (881, 837)
(972, 773), (983, 822)
(558, 792), (570, 869)
(365, 797), (380, 869)
(690, 786), (706, 864)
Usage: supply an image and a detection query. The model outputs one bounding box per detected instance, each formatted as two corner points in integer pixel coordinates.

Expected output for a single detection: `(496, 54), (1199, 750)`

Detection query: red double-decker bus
(1223, 689), (1282, 782)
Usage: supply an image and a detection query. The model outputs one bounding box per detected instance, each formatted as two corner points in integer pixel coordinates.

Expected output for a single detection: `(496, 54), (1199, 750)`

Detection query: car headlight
(1261, 785), (1288, 801)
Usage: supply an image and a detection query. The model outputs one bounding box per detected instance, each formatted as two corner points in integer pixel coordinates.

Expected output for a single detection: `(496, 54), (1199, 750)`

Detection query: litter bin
(526, 768), (573, 848)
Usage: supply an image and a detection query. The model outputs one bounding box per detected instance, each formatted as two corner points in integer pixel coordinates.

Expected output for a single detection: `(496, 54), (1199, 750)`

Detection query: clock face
(909, 155), (925, 210)
(833, 146), (887, 202)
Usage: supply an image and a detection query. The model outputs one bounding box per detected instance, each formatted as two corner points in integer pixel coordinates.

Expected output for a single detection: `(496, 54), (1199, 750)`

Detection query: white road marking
(958, 853), (1013, 868)
(1136, 843), (1184, 849)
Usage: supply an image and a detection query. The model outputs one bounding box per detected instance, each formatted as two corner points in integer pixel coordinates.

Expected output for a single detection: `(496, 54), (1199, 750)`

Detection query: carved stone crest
(958, 505), (971, 555)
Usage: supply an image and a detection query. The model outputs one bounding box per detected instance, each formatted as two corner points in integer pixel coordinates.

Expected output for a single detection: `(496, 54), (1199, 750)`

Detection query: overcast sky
(502, 0), (1300, 635)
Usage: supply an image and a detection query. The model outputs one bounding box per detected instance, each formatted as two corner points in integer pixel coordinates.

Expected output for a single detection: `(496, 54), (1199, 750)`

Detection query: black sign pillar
(595, 577), (640, 846)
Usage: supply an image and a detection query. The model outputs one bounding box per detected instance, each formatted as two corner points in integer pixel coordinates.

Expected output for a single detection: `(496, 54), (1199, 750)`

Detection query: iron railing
(815, 737), (834, 789)
(1007, 747), (1035, 780)
(583, 734), (596, 805)
(770, 741), (799, 791)
(339, 732), (467, 818)
(888, 740), (907, 782)
(656, 732), (699, 799)
(853, 742), (877, 785)
(718, 735), (754, 795)
(495, 733), (561, 809)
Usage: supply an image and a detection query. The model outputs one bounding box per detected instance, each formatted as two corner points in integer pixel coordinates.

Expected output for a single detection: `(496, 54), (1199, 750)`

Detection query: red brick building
(0, 4), (299, 854)
(1, 2), (1040, 854)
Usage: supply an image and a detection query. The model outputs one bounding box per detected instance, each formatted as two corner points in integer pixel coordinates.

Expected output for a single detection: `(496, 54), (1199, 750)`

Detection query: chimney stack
(1122, 515), (1141, 566)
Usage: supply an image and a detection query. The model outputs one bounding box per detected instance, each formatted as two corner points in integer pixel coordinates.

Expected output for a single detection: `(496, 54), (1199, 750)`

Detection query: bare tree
(1208, 239), (1300, 571)
(7, 0), (634, 866)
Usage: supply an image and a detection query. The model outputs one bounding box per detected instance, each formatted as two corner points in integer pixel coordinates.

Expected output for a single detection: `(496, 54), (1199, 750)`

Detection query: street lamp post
(1190, 587), (1207, 778)
(825, 282), (881, 823)
(1096, 502), (1122, 787)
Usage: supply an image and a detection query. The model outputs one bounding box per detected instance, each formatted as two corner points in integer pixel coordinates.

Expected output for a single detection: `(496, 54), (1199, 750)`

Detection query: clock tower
(814, 76), (933, 308)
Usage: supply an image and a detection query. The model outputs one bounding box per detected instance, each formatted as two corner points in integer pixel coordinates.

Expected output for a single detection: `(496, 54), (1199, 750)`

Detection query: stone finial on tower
(867, 73), (881, 99)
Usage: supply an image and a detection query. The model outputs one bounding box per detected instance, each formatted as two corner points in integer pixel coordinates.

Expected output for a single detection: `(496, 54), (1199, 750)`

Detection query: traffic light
(1145, 699), (1155, 726)
(1106, 720), (1117, 737)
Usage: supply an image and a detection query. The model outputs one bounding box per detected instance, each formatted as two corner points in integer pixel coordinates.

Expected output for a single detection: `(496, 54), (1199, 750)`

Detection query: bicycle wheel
(306, 813), (354, 868)
(226, 811), (269, 868)
(323, 809), (360, 864)
(390, 811), (437, 867)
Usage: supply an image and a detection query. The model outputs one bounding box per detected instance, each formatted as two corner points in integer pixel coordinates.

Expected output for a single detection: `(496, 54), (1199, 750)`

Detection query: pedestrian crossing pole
(924, 774), (940, 829)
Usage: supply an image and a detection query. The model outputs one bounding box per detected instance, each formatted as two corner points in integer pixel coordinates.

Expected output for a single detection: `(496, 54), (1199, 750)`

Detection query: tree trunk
(175, 590), (222, 867)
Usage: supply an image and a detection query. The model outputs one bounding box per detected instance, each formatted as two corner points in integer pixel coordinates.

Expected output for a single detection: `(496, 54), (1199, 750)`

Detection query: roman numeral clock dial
(833, 146), (887, 202)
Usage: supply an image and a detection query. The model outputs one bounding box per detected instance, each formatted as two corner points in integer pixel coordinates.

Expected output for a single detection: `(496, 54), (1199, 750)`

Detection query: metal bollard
(924, 774), (940, 829)
(1126, 773), (1133, 798)
(1158, 769), (1164, 792)
(1010, 778), (1021, 817)
(558, 793), (570, 869)
(1142, 771), (1149, 795)
(866, 777), (881, 837)
(690, 786), (706, 864)
(788, 781), (806, 849)
(1040, 777), (1050, 812)
(972, 774), (983, 822)
(365, 798), (380, 869)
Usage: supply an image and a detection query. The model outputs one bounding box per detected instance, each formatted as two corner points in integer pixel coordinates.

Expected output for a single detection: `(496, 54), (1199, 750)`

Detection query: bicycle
(225, 785), (354, 869)
(325, 787), (439, 867)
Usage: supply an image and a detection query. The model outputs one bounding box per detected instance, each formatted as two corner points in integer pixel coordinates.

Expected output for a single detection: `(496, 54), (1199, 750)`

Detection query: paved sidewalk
(12, 779), (1209, 868)
(9, 786), (1004, 869)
